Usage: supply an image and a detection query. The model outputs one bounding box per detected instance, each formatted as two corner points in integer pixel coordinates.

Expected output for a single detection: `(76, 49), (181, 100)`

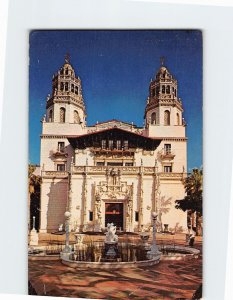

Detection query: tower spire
(65, 53), (70, 64)
(160, 56), (165, 66)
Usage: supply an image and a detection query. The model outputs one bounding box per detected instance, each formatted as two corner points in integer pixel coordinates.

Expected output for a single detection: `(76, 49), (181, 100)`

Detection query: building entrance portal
(105, 203), (124, 230)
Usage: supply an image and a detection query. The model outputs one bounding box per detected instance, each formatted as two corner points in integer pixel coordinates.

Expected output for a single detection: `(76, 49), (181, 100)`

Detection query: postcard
(28, 30), (202, 299)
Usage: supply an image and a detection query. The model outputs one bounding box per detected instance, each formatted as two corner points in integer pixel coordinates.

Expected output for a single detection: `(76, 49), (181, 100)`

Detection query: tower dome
(144, 58), (184, 130)
(158, 66), (167, 73)
(155, 65), (173, 81)
(45, 54), (86, 125)
(59, 54), (76, 77)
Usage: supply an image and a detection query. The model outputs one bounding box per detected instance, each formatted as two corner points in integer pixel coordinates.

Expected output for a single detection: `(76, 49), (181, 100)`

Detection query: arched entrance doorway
(105, 203), (124, 230)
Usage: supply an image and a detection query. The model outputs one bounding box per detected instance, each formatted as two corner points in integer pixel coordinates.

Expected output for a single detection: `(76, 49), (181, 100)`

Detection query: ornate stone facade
(39, 57), (187, 234)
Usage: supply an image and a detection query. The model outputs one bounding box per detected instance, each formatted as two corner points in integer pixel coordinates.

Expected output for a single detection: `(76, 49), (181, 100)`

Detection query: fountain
(29, 213), (200, 267)
(59, 217), (162, 269)
(27, 211), (197, 269)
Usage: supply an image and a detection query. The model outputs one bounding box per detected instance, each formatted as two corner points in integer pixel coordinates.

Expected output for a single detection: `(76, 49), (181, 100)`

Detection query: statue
(103, 223), (119, 259)
(96, 193), (101, 202)
(58, 224), (64, 232)
(105, 223), (118, 243)
(110, 168), (117, 185)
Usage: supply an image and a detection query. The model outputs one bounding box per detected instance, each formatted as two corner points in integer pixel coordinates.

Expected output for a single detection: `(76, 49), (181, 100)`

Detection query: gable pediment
(91, 119), (136, 131)
(68, 127), (161, 151)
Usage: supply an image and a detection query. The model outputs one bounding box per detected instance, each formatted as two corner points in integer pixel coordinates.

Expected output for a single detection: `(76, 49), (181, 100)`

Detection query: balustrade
(42, 171), (68, 178)
(42, 167), (185, 180)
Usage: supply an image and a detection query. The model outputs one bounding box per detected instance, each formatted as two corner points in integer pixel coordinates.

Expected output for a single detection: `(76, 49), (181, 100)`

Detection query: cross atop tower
(160, 56), (165, 66)
(65, 53), (70, 64)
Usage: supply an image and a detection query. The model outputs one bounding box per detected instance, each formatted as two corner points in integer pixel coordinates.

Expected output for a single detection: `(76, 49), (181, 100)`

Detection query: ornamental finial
(65, 53), (70, 64)
(160, 56), (165, 66)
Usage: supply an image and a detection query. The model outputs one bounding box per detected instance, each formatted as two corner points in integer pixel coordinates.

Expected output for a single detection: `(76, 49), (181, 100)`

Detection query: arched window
(60, 107), (66, 123)
(166, 85), (170, 94)
(162, 85), (165, 94)
(65, 82), (68, 91)
(60, 82), (64, 91)
(164, 110), (170, 126)
(71, 84), (74, 93)
(49, 109), (53, 122)
(151, 112), (156, 125)
(75, 86), (79, 95)
(176, 113), (180, 125)
(65, 68), (68, 75)
(74, 110), (80, 123)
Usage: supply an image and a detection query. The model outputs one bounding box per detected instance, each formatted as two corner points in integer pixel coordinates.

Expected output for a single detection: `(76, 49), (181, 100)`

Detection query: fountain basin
(61, 253), (161, 269)
(28, 243), (200, 265)
(60, 241), (161, 269)
(158, 245), (200, 261)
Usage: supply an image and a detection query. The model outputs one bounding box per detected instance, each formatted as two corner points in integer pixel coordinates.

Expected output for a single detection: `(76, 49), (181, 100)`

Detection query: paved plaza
(28, 233), (202, 299)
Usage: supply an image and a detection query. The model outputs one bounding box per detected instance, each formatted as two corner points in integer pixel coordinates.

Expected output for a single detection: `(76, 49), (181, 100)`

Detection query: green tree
(175, 168), (203, 235)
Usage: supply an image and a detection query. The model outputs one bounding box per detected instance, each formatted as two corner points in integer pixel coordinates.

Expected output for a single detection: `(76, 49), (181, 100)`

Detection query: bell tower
(144, 58), (185, 138)
(45, 54), (86, 126)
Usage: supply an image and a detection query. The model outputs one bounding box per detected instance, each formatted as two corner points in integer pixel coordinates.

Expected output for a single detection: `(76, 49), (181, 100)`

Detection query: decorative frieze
(162, 137), (187, 142)
(42, 171), (68, 178)
(72, 166), (185, 180)
(41, 135), (68, 139)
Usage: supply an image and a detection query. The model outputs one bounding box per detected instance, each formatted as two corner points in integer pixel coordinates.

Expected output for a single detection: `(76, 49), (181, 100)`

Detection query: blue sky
(29, 30), (202, 171)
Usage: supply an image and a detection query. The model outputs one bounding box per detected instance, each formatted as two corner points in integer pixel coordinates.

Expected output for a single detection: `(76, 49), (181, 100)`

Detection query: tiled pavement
(28, 234), (202, 299)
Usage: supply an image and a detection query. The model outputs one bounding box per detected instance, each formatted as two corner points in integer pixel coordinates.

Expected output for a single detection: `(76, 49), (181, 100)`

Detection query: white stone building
(39, 57), (187, 234)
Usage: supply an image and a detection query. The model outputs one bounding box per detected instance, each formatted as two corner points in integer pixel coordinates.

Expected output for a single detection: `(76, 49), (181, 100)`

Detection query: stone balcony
(52, 148), (68, 158)
(72, 165), (139, 175)
(159, 150), (176, 160)
(90, 147), (135, 157)
(41, 168), (185, 181)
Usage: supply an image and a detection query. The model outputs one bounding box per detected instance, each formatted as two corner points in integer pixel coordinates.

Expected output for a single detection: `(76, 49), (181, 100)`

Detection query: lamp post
(63, 211), (72, 253)
(150, 211), (158, 254)
(29, 216), (39, 246)
(32, 216), (36, 230)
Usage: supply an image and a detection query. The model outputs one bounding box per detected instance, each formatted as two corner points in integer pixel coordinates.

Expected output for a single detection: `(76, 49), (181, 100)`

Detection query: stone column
(94, 192), (102, 232)
(152, 161), (159, 212)
(81, 166), (87, 231)
(138, 166), (144, 232)
(126, 198), (133, 232)
(130, 183), (134, 231)
(67, 165), (73, 230)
